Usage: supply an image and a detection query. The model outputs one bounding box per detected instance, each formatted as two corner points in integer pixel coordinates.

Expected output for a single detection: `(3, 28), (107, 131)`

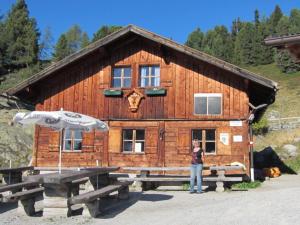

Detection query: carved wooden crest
(125, 89), (144, 112)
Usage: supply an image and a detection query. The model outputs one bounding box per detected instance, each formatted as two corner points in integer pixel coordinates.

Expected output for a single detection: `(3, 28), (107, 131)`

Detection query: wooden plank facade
(7, 25), (278, 175)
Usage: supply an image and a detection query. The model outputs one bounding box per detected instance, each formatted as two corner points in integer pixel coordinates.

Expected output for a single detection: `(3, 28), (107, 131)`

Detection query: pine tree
(258, 19), (275, 64)
(4, 0), (40, 70)
(252, 10), (274, 65)
(65, 24), (83, 53)
(53, 25), (90, 60)
(201, 26), (233, 62)
(53, 34), (69, 61)
(185, 28), (204, 51)
(268, 5), (283, 34)
(81, 32), (89, 48)
(92, 25), (122, 42)
(0, 16), (6, 75)
(39, 26), (54, 60)
(289, 9), (300, 34)
(233, 23), (256, 65)
(231, 17), (243, 38)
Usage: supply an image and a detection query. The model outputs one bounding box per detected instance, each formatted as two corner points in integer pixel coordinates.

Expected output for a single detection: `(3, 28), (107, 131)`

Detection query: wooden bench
(0, 166), (34, 185)
(2, 187), (44, 216)
(0, 181), (39, 194)
(121, 166), (244, 192)
(68, 182), (131, 218)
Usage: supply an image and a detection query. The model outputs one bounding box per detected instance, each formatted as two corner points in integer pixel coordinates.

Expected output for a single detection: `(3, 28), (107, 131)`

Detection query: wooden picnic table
(23, 166), (119, 217)
(121, 166), (244, 192)
(0, 166), (34, 185)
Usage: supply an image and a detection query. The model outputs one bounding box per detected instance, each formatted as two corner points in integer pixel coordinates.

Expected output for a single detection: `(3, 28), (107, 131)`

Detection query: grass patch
(232, 181), (262, 190)
(182, 183), (190, 191)
(284, 155), (300, 173)
(245, 63), (300, 118)
(254, 128), (300, 151)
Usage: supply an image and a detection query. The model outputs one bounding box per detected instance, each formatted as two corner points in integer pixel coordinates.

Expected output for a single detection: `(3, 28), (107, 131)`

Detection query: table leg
(42, 183), (74, 217)
(216, 170), (225, 192)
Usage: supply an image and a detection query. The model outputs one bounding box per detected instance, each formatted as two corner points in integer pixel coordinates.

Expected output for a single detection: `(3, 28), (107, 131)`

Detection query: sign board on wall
(220, 133), (229, 145)
(233, 135), (243, 142)
(230, 121), (243, 127)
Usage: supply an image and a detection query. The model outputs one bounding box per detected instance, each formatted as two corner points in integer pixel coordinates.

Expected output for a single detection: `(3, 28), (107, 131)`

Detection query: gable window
(122, 129), (145, 153)
(63, 129), (82, 151)
(194, 93), (222, 115)
(112, 67), (132, 88)
(192, 129), (216, 154)
(140, 65), (160, 87)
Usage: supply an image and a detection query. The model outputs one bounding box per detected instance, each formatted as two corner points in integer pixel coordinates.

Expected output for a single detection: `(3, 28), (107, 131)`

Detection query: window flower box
(103, 89), (123, 96)
(145, 88), (166, 96)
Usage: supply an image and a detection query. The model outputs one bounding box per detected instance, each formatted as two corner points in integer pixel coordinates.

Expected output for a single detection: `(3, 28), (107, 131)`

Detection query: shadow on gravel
(98, 192), (173, 219)
(254, 146), (297, 181)
(0, 202), (17, 214)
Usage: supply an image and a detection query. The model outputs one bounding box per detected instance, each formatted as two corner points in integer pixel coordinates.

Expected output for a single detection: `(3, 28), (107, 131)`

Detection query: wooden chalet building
(6, 25), (277, 175)
(265, 34), (300, 62)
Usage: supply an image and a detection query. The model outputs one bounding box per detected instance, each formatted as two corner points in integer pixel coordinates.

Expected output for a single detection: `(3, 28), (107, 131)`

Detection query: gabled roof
(6, 24), (277, 96)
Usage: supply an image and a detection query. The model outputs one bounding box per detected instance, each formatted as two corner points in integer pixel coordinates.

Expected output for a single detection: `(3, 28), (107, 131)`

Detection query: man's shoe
(196, 191), (204, 194)
(189, 190), (196, 194)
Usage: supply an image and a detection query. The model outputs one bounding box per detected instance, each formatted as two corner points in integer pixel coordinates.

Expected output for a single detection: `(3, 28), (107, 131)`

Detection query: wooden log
(68, 184), (122, 205)
(2, 187), (44, 203)
(0, 166), (34, 173)
(0, 181), (39, 193)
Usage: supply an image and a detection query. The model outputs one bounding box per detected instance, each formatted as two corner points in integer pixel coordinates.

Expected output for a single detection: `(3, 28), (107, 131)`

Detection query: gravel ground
(1, 174), (300, 225)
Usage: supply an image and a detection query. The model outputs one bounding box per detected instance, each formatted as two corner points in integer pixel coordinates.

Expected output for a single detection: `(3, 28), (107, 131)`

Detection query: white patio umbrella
(13, 109), (109, 173)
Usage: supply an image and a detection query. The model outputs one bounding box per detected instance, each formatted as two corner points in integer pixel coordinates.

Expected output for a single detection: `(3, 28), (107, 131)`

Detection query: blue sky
(1, 0), (300, 44)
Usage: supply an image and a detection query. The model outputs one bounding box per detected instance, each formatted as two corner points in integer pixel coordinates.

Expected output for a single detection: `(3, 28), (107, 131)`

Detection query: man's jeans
(190, 164), (203, 192)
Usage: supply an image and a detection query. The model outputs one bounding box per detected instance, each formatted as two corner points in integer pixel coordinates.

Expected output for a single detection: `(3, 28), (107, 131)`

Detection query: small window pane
(195, 97), (207, 114)
(206, 142), (215, 153)
(151, 77), (160, 87)
(136, 130), (145, 140)
(113, 68), (122, 78)
(123, 78), (131, 87)
(154, 76), (160, 86)
(192, 129), (202, 141)
(206, 130), (215, 141)
(152, 66), (160, 76)
(64, 129), (71, 139)
(141, 77), (148, 87)
(123, 130), (133, 140)
(74, 130), (82, 139)
(112, 78), (121, 88)
(124, 68), (131, 77)
(141, 66), (149, 76)
(123, 141), (132, 152)
(135, 141), (144, 152)
(208, 97), (221, 114)
(73, 141), (82, 150)
(64, 140), (72, 150)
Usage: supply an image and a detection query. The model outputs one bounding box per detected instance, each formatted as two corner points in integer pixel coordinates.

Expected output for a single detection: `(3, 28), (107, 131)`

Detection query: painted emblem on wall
(125, 89), (144, 112)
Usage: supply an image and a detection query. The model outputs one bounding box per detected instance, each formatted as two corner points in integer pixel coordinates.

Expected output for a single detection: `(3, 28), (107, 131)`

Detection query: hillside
(246, 63), (300, 118)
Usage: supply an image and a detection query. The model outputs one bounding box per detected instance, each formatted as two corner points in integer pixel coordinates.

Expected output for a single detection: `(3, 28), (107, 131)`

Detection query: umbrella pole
(59, 129), (62, 174)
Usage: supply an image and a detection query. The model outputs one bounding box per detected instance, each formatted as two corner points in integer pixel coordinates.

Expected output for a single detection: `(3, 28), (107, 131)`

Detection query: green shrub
(252, 118), (269, 135)
(232, 181), (261, 190)
(182, 183), (190, 191)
